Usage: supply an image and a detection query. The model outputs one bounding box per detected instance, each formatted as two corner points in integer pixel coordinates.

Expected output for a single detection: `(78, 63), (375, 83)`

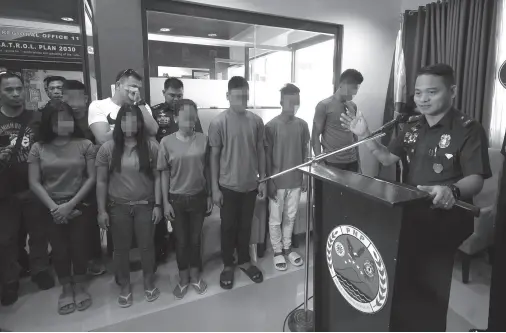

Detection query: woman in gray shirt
(28, 101), (96, 315)
(96, 104), (162, 307)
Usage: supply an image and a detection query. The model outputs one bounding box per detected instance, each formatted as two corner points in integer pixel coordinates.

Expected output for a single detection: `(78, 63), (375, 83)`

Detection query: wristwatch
(154, 203), (162, 208)
(447, 184), (461, 200)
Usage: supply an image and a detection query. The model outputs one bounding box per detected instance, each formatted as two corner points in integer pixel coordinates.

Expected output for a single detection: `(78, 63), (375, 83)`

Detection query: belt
(115, 200), (151, 205)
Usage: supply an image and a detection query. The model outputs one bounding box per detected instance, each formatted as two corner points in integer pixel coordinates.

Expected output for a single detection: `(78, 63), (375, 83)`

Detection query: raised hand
(340, 110), (369, 138)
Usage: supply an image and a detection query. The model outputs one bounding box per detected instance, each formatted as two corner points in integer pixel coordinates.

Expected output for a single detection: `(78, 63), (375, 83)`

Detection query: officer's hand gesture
(340, 110), (369, 138)
(417, 185), (456, 210)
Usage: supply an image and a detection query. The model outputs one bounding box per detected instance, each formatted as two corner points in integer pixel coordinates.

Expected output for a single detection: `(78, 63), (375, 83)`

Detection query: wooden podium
(299, 164), (473, 332)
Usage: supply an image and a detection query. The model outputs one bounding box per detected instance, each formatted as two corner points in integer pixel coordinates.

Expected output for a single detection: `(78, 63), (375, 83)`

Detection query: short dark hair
(280, 83), (300, 96)
(39, 100), (85, 143)
(64, 80), (86, 91)
(417, 63), (455, 87)
(175, 99), (198, 117)
(115, 69), (143, 83)
(339, 69), (364, 85)
(44, 76), (66, 86)
(228, 76), (249, 91)
(164, 77), (184, 90)
(0, 71), (23, 85)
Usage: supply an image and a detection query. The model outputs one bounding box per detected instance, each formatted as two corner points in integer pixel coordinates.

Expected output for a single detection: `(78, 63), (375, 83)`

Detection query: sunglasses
(116, 69), (140, 83)
(0, 71), (22, 80)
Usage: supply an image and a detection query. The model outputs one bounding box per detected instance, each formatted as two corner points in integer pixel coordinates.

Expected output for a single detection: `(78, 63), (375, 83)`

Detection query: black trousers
(0, 197), (21, 285)
(171, 192), (206, 271)
(220, 187), (257, 267)
(325, 160), (359, 172)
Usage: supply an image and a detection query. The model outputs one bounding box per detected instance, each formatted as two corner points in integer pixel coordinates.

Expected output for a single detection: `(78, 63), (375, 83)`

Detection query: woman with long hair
(28, 100), (96, 315)
(96, 104), (162, 307)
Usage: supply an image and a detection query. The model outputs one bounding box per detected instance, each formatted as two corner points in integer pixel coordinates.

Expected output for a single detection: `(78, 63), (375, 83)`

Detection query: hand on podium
(417, 185), (456, 209)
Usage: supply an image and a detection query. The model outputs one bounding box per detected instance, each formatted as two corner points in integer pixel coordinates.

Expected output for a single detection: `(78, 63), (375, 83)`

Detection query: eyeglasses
(116, 69), (140, 83)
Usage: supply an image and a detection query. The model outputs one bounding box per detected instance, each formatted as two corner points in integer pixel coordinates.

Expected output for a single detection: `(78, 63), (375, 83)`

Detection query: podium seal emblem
(327, 225), (388, 314)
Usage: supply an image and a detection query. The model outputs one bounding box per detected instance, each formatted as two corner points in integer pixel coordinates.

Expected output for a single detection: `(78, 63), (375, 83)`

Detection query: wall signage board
(0, 27), (82, 63)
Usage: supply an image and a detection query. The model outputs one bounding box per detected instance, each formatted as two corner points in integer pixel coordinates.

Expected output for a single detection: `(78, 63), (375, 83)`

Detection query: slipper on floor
(118, 293), (133, 308)
(286, 251), (303, 267)
(173, 284), (188, 300)
(57, 293), (76, 315)
(239, 265), (263, 283)
(145, 287), (160, 302)
(74, 290), (92, 311)
(220, 268), (234, 290)
(274, 254), (287, 271)
(191, 279), (208, 295)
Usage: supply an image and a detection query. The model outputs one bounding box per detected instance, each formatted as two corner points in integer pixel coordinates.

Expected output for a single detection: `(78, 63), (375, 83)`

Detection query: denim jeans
(325, 160), (359, 172)
(170, 191), (206, 271)
(268, 188), (302, 253)
(220, 187), (257, 267)
(109, 201), (155, 287)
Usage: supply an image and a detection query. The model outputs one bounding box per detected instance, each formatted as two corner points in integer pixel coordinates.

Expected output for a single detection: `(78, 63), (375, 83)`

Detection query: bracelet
(154, 203), (162, 208)
(447, 184), (461, 200)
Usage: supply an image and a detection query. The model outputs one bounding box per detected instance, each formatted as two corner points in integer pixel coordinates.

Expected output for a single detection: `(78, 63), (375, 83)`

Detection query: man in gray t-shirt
(265, 84), (309, 271)
(312, 69), (364, 172)
(208, 77), (266, 289)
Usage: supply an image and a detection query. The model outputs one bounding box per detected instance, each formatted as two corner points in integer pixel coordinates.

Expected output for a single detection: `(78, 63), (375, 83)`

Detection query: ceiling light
(61, 17), (74, 22)
(160, 28), (171, 32)
(208, 33), (217, 37)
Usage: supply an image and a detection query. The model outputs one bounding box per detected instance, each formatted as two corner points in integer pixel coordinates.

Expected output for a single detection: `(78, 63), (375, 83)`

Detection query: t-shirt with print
(157, 132), (208, 195)
(95, 140), (159, 202)
(88, 97), (153, 132)
(208, 109), (265, 193)
(27, 138), (96, 199)
(0, 109), (41, 197)
(313, 96), (358, 163)
(265, 115), (310, 190)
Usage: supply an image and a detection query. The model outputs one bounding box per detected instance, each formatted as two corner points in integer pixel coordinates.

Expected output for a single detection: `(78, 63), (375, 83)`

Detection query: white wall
(183, 0), (402, 176)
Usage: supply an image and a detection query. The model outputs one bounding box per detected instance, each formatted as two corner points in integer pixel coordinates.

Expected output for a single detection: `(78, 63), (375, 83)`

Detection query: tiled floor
(0, 244), (491, 331)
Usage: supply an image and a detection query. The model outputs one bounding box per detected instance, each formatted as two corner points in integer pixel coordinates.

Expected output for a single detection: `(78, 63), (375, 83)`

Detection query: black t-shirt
(0, 109), (41, 197)
(151, 103), (203, 142)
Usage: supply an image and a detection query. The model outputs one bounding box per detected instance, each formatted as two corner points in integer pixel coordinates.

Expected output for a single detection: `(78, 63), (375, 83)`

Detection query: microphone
(369, 114), (410, 136)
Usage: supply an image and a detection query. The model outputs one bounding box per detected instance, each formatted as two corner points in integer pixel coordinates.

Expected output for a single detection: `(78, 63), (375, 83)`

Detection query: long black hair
(39, 100), (85, 143)
(111, 104), (152, 176)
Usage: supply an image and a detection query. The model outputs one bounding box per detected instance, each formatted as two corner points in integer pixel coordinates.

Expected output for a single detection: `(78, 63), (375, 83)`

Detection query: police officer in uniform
(151, 77), (203, 142)
(341, 63), (491, 331)
(151, 77), (203, 263)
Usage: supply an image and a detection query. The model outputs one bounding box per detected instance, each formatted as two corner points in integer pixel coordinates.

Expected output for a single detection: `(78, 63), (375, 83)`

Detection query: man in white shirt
(88, 69), (158, 145)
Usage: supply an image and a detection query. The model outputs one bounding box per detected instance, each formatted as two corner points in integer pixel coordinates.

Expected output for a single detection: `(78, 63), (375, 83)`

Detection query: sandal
(239, 265), (263, 283)
(118, 293), (133, 308)
(191, 279), (208, 295)
(286, 251), (303, 267)
(220, 267), (234, 290)
(173, 283), (188, 300)
(57, 292), (76, 315)
(145, 287), (160, 302)
(274, 254), (287, 271)
(74, 289), (92, 312)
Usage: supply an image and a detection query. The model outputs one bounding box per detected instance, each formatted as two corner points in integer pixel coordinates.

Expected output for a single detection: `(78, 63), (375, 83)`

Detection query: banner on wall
(0, 27), (82, 63)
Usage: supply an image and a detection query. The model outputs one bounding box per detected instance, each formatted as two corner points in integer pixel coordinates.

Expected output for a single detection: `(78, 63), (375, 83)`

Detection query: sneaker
(31, 270), (55, 290)
(87, 261), (106, 276)
(1, 282), (19, 306)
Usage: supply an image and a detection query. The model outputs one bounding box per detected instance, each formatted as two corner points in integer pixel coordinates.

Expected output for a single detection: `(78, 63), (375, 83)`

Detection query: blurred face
(0, 77), (25, 107)
(64, 89), (88, 115)
(52, 111), (75, 137)
(339, 82), (360, 101)
(46, 80), (64, 100)
(227, 87), (249, 111)
(163, 87), (183, 109)
(121, 113), (139, 137)
(117, 76), (143, 104)
(414, 74), (455, 116)
(281, 93), (300, 115)
(177, 105), (197, 133)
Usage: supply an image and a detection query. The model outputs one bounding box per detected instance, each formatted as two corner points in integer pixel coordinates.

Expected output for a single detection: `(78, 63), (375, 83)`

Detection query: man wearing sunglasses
(88, 69), (158, 145)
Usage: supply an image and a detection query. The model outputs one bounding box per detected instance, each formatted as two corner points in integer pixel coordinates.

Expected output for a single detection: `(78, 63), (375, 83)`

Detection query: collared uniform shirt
(388, 108), (491, 190)
(151, 102), (203, 142)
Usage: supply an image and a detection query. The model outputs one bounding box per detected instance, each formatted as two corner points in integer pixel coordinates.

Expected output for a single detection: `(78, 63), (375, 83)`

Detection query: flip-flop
(220, 268), (234, 290)
(57, 293), (76, 315)
(286, 251), (303, 267)
(118, 293), (133, 308)
(145, 287), (160, 302)
(173, 284), (188, 300)
(191, 279), (208, 295)
(74, 290), (92, 311)
(239, 265), (263, 283)
(274, 254), (287, 271)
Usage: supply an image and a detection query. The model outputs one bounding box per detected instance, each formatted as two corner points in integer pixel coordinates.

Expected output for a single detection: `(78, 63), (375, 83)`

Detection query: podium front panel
(314, 178), (404, 332)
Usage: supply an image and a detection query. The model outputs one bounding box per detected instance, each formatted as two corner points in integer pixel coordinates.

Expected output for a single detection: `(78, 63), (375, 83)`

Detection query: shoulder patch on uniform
(152, 103), (164, 110)
(407, 114), (423, 123)
(459, 115), (476, 128)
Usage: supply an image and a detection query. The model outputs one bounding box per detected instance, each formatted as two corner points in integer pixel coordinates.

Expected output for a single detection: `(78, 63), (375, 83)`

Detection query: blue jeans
(109, 201), (155, 287)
